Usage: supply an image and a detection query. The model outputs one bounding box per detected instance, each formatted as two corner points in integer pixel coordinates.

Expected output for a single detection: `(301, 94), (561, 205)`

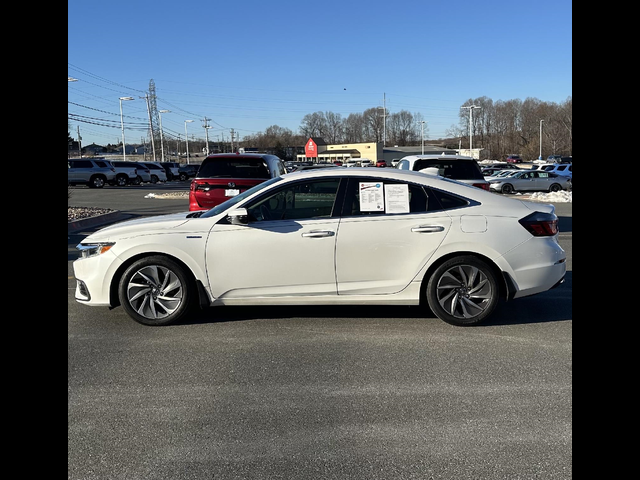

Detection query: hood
(82, 211), (195, 242)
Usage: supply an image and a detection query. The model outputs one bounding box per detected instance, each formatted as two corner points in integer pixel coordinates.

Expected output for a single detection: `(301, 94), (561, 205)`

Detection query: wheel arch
(418, 251), (509, 306)
(108, 252), (209, 309)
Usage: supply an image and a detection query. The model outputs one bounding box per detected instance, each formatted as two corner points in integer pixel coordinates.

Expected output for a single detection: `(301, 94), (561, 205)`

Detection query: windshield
(200, 176), (283, 218)
(198, 159), (270, 178)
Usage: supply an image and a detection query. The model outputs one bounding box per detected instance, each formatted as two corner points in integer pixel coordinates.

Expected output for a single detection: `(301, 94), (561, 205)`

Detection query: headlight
(76, 242), (115, 259)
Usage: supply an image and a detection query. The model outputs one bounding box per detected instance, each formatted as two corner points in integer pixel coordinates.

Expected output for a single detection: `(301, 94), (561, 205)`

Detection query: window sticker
(384, 184), (409, 213)
(359, 182), (384, 211)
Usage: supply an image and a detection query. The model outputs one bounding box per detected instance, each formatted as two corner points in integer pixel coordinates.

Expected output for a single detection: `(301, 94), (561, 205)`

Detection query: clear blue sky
(68, 0), (572, 147)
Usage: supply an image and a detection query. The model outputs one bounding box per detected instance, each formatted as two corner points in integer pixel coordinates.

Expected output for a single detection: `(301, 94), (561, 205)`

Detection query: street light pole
(119, 97), (134, 162)
(184, 120), (194, 164)
(461, 105), (481, 157)
(159, 110), (170, 162)
(539, 119), (544, 160)
(418, 121), (426, 154)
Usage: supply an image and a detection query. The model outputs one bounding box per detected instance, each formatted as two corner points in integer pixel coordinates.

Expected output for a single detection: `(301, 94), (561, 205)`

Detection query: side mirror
(227, 208), (249, 225)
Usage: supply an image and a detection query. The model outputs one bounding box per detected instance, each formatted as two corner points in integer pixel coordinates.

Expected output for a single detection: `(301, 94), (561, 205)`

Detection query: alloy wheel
(126, 265), (183, 320)
(435, 264), (493, 320)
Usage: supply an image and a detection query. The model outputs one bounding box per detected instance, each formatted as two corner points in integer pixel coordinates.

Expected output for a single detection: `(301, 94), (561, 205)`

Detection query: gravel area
(68, 206), (117, 222)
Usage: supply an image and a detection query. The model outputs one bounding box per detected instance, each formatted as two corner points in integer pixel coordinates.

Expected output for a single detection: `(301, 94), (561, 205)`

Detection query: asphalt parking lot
(68, 184), (572, 479)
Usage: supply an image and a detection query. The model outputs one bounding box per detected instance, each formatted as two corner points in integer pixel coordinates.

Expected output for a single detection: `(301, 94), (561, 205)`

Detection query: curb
(68, 211), (123, 234)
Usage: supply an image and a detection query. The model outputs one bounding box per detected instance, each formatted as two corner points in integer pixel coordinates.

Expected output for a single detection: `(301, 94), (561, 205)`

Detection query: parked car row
(68, 158), (200, 188)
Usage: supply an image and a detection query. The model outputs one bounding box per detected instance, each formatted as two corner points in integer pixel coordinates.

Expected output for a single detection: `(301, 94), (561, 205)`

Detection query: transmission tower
(148, 79), (160, 147)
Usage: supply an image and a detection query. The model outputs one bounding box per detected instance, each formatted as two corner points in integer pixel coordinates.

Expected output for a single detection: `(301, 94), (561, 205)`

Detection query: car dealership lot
(68, 184), (572, 479)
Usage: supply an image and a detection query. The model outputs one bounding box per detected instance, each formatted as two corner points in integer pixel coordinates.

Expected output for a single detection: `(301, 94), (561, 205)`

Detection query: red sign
(305, 138), (317, 158)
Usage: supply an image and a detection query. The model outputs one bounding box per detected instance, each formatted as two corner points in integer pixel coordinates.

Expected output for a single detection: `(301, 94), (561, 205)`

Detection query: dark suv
(178, 164), (199, 181)
(189, 153), (286, 211)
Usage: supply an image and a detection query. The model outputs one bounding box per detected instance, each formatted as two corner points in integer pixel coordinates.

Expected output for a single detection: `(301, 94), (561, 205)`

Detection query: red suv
(189, 153), (286, 211)
(506, 155), (523, 164)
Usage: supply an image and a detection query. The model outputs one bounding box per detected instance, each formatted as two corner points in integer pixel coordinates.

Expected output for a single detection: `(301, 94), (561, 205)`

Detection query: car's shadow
(181, 271), (572, 327)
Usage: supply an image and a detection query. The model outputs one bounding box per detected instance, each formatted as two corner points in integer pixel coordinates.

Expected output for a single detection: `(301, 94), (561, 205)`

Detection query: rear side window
(94, 160), (110, 168)
(343, 178), (433, 216)
(198, 159), (270, 179)
(412, 159), (484, 180)
(69, 160), (93, 168)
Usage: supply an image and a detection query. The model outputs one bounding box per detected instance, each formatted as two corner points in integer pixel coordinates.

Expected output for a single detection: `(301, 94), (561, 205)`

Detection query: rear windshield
(412, 159), (483, 180)
(198, 159), (270, 179)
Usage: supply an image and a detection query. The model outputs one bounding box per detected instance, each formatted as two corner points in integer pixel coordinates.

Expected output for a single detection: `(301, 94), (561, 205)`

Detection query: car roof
(400, 154), (474, 161)
(203, 153), (279, 160)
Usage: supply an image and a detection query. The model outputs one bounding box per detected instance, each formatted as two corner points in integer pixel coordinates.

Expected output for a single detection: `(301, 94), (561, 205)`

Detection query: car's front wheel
(118, 256), (194, 326)
(425, 255), (499, 326)
(179, 173), (188, 181)
(115, 174), (128, 186)
(501, 184), (514, 194)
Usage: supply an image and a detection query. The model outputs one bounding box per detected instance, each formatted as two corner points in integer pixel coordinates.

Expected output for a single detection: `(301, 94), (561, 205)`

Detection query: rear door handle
(301, 230), (335, 238)
(411, 225), (445, 233)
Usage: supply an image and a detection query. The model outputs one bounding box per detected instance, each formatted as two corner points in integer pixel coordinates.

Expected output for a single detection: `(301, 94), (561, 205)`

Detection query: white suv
(533, 163), (572, 178)
(395, 154), (490, 190)
(140, 162), (168, 183)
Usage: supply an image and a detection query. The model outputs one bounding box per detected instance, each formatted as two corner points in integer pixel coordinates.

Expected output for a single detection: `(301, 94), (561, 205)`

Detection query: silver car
(68, 158), (116, 188)
(489, 170), (571, 194)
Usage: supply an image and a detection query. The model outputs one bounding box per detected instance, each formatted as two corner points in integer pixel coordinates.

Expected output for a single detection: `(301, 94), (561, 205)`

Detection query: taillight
(473, 183), (490, 191)
(189, 180), (196, 191)
(519, 212), (558, 236)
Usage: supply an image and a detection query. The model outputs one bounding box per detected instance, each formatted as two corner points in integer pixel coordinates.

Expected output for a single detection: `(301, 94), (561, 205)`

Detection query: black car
(178, 164), (199, 181)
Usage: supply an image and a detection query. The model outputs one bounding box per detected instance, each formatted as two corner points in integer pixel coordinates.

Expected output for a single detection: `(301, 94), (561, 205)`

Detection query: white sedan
(73, 168), (566, 327)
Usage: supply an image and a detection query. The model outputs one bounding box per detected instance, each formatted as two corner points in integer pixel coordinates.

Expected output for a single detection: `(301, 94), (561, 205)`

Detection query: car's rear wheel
(549, 183), (562, 192)
(118, 256), (194, 326)
(132, 176), (142, 185)
(179, 173), (188, 181)
(426, 256), (499, 326)
(151, 175), (159, 184)
(501, 184), (514, 194)
(89, 175), (106, 188)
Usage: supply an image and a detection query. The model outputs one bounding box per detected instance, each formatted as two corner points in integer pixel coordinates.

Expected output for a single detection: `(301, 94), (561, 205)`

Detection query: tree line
(241, 95), (572, 161)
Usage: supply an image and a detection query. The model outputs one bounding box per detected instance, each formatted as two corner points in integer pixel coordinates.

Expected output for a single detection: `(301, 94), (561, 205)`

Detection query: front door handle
(301, 230), (335, 238)
(411, 225), (445, 233)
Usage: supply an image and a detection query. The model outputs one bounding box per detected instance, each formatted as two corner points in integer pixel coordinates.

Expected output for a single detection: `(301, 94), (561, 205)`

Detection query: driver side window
(246, 179), (341, 222)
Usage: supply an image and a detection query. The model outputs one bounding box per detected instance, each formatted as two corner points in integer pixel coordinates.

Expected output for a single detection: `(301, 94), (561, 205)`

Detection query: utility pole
(461, 105), (481, 155)
(203, 118), (211, 155)
(77, 126), (82, 158)
(418, 121), (426, 154)
(230, 129), (235, 153)
(377, 93), (387, 147)
(539, 119), (544, 160)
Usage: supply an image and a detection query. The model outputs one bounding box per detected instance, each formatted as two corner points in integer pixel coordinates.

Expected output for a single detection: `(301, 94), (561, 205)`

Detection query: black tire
(115, 174), (129, 186)
(89, 175), (106, 188)
(501, 183), (514, 194)
(132, 176), (142, 185)
(426, 255), (499, 326)
(549, 183), (561, 192)
(118, 255), (195, 326)
(179, 173), (188, 181)
(151, 175), (159, 184)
